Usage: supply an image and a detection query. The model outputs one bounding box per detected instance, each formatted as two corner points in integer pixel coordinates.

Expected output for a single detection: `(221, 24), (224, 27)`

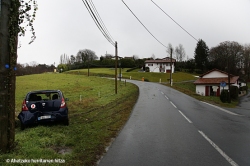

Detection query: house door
(216, 86), (220, 96)
(205, 86), (209, 96)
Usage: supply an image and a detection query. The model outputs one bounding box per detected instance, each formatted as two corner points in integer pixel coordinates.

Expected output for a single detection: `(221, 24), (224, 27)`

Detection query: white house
(145, 57), (176, 73)
(193, 69), (244, 96)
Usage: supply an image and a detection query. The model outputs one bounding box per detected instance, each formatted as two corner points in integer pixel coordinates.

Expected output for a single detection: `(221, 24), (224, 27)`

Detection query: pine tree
(194, 39), (209, 72)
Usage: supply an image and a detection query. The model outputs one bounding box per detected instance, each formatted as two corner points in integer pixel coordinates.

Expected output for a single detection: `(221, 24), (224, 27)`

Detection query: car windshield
(28, 92), (60, 101)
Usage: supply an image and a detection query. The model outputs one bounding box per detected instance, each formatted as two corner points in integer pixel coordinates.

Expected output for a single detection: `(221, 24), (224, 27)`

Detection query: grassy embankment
(0, 73), (139, 166)
(69, 68), (238, 107)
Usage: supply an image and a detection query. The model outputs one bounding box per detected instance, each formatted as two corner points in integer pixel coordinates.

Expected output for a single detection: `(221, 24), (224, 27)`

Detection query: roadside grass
(168, 82), (238, 108)
(67, 68), (196, 82)
(1, 73), (139, 166)
(68, 68), (238, 107)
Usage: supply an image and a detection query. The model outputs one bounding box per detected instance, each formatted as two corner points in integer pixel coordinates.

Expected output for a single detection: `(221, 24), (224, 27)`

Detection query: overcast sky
(17, 0), (250, 66)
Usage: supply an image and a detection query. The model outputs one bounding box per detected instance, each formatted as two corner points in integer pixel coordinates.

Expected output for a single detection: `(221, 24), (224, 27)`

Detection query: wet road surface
(98, 80), (250, 166)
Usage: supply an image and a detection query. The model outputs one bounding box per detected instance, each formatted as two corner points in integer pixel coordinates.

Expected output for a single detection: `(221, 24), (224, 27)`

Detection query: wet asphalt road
(98, 80), (250, 166)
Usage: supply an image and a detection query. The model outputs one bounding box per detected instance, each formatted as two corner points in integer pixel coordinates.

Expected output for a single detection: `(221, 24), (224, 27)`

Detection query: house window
(147, 63), (153, 66)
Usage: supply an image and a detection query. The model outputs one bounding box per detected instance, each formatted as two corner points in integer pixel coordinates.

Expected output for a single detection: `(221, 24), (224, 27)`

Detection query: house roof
(193, 76), (239, 85)
(145, 58), (176, 63)
(194, 68), (239, 85)
(198, 68), (235, 77)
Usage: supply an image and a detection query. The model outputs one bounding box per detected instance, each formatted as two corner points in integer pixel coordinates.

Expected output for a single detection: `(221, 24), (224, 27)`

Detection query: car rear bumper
(18, 109), (68, 125)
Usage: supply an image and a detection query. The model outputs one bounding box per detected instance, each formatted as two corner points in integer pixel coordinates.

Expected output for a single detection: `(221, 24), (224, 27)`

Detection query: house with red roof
(193, 69), (244, 96)
(145, 57), (176, 73)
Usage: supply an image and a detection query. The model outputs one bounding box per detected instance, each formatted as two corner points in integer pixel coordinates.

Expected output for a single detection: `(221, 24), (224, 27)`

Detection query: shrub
(145, 67), (150, 72)
(230, 86), (239, 100)
(220, 90), (229, 103)
(242, 85), (248, 92)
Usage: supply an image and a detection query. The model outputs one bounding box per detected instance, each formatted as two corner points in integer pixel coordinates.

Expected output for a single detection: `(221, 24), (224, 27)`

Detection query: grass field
(1, 73), (139, 166)
(68, 68), (239, 107)
(67, 68), (197, 83)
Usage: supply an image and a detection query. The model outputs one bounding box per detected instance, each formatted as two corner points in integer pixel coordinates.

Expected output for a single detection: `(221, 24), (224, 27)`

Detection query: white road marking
(161, 91), (164, 95)
(198, 131), (239, 166)
(170, 101), (177, 108)
(165, 95), (169, 100)
(201, 102), (241, 116)
(178, 110), (192, 123)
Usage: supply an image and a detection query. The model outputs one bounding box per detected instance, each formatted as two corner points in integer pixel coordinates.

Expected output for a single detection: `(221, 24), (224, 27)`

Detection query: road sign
(220, 81), (226, 87)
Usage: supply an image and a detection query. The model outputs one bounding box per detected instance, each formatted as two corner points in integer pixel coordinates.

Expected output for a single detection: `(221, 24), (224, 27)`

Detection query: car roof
(27, 90), (62, 94)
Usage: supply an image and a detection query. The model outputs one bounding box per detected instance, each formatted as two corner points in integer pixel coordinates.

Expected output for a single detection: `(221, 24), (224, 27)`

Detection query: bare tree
(77, 49), (98, 64)
(243, 44), (250, 80)
(29, 61), (38, 67)
(75, 53), (82, 63)
(70, 55), (76, 64)
(59, 54), (70, 64)
(133, 55), (139, 60)
(175, 44), (186, 62)
(104, 54), (113, 59)
(209, 41), (243, 75)
(151, 54), (155, 60)
(166, 43), (174, 57)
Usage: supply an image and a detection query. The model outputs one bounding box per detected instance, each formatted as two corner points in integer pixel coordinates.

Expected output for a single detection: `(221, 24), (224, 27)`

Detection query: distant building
(145, 57), (176, 73)
(124, 56), (134, 59)
(193, 68), (245, 96)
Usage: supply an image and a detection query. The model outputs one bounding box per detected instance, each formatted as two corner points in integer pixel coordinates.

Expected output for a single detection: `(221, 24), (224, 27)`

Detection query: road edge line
(198, 130), (238, 166)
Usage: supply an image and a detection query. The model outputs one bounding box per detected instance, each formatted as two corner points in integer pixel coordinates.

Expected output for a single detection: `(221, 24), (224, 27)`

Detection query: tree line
(57, 49), (146, 72)
(165, 40), (250, 82)
(15, 62), (56, 76)
(194, 40), (250, 81)
(15, 40), (250, 81)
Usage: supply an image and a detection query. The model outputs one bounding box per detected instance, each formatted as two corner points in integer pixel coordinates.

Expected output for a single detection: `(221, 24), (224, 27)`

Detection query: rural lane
(98, 80), (250, 166)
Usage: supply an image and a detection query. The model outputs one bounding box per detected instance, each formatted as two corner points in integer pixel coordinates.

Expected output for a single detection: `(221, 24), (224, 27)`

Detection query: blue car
(18, 90), (69, 130)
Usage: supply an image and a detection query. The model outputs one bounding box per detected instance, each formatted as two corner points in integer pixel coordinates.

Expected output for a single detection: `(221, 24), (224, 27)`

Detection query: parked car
(18, 90), (69, 130)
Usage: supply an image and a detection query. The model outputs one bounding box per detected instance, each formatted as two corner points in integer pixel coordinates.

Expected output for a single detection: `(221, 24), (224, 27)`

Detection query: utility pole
(227, 57), (231, 103)
(170, 48), (173, 86)
(115, 41), (118, 94)
(119, 58), (121, 81)
(87, 55), (89, 77)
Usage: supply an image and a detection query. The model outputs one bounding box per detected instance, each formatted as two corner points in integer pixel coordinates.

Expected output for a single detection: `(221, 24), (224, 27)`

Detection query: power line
(121, 0), (168, 49)
(89, 0), (115, 43)
(151, 0), (198, 42)
(84, 0), (115, 46)
(81, 0), (115, 46)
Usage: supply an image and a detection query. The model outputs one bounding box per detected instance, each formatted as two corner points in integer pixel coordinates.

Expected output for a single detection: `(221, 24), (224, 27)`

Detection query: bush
(220, 90), (229, 103)
(230, 86), (239, 100)
(145, 67), (149, 72)
(242, 85), (248, 92)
